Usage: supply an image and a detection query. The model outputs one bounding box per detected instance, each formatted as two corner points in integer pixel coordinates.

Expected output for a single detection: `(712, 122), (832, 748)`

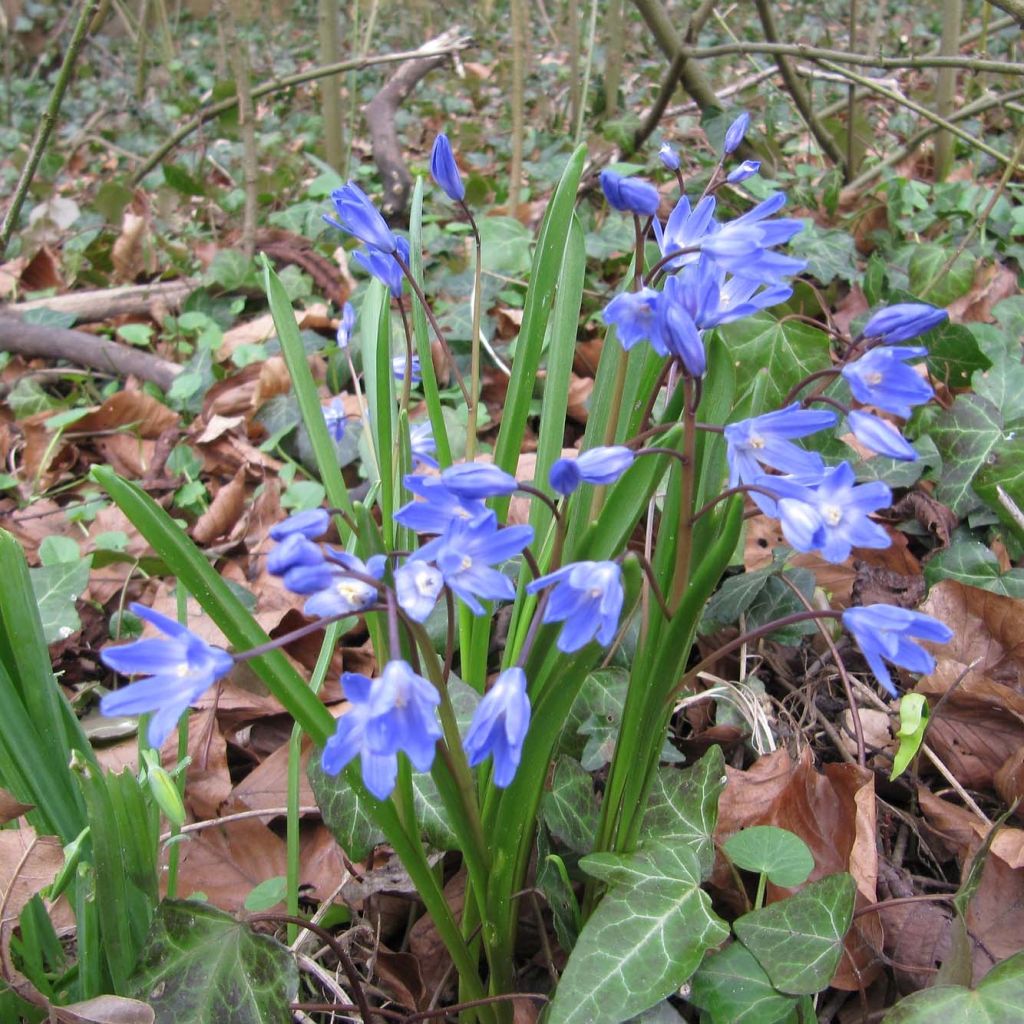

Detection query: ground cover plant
(0, 2), (1023, 1022)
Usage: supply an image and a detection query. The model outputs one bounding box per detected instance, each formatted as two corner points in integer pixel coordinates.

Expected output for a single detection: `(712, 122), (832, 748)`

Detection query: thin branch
(129, 40), (471, 185)
(753, 0), (846, 168)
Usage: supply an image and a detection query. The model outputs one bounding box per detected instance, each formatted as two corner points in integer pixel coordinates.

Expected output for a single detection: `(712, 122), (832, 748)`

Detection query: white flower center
(749, 433), (765, 450)
(822, 503), (843, 526)
(867, 371), (884, 385)
(460, 555), (473, 571)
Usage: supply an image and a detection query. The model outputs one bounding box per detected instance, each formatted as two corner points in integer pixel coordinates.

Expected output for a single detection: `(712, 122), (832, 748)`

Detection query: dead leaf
(192, 467), (247, 544)
(374, 948), (427, 1010)
(163, 707), (231, 821)
(19, 245), (64, 293)
(72, 390), (178, 439)
(111, 210), (156, 283)
(947, 261), (1019, 324)
(566, 374), (592, 423)
(172, 818), (288, 913)
(0, 791), (33, 825)
(408, 867), (466, 1000)
(49, 994), (155, 1024)
(217, 314), (276, 360)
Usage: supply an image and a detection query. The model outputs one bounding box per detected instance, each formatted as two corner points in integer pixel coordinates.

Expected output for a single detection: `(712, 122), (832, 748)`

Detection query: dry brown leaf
(0, 257), (27, 299)
(217, 313), (276, 359)
(947, 262), (1019, 324)
(920, 579), (1024, 684)
(164, 707), (231, 821)
(50, 994), (156, 1024)
(111, 210), (156, 283)
(566, 373), (592, 423)
(916, 669), (1024, 790)
(171, 818), (288, 913)
(374, 948), (428, 1011)
(0, 790), (33, 825)
(878, 900), (953, 994)
(19, 245), (64, 292)
(252, 356), (294, 410)
(995, 746), (1024, 809)
(192, 467), (247, 544)
(231, 735), (317, 815)
(408, 867), (466, 1000)
(73, 390), (178, 439)
(92, 435), (155, 479)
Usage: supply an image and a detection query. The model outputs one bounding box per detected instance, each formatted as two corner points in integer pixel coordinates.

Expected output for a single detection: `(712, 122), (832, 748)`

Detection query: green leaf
(30, 556), (92, 643)
(563, 668), (628, 768)
(478, 216), (534, 276)
(642, 746), (725, 878)
(891, 694), (929, 780)
(787, 222), (858, 285)
(128, 900), (298, 1022)
(163, 163), (207, 197)
(38, 535), (79, 565)
(243, 876), (287, 912)
(733, 873), (856, 995)
(975, 435), (1024, 541)
(744, 570), (818, 642)
(919, 394), (1004, 515)
(540, 757), (600, 853)
(907, 244), (975, 306)
(702, 567), (774, 633)
(973, 357), (1024, 426)
(924, 541), (1024, 598)
(925, 321), (991, 390)
(724, 826), (814, 887)
(691, 940), (806, 1024)
(549, 842), (728, 1024)
(717, 315), (831, 410)
(883, 948), (1024, 1023)
(536, 829), (581, 952)
(308, 757), (386, 862)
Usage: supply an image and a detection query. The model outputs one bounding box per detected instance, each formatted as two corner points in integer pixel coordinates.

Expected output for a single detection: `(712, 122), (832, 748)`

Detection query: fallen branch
(364, 27), (472, 218)
(0, 314), (181, 390)
(7, 278), (196, 323)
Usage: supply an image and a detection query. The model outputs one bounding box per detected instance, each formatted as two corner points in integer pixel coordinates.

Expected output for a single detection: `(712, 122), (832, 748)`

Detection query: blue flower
(353, 235), (410, 296)
(429, 132), (466, 203)
(409, 422), (439, 469)
(770, 461), (892, 563)
(602, 288), (664, 351)
(659, 144), (680, 171)
(439, 463), (519, 499)
(269, 508), (330, 541)
(323, 397), (347, 443)
(600, 170), (661, 216)
(394, 560), (444, 622)
(321, 671), (400, 798)
(100, 603), (234, 747)
(415, 514), (533, 615)
(392, 353), (422, 384)
(847, 410), (918, 462)
(658, 275), (706, 375)
(726, 160), (761, 184)
(336, 302), (356, 349)
(526, 560), (624, 653)
(653, 195), (717, 272)
(860, 303), (947, 344)
(285, 550), (386, 618)
(321, 662), (443, 798)
(549, 446), (635, 495)
(841, 345), (933, 418)
(267, 532), (326, 576)
(842, 605), (952, 696)
(366, 660), (442, 776)
(325, 181), (399, 253)
(463, 667), (531, 787)
(723, 111), (750, 154)
(724, 404), (837, 490)
(395, 476), (490, 535)
(700, 193), (806, 280)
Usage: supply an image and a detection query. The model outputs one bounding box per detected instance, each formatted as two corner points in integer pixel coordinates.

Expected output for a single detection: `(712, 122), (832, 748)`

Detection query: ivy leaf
(787, 222), (858, 285)
(642, 746), (725, 877)
(307, 757), (385, 862)
(972, 357), (1024, 425)
(30, 556), (92, 643)
(907, 244), (975, 306)
(691, 940), (808, 1024)
(716, 315), (832, 410)
(128, 900), (298, 1023)
(548, 842), (728, 1024)
(923, 321), (990, 389)
(733, 873), (856, 995)
(540, 757), (599, 853)
(478, 216), (534, 275)
(924, 541), (1024, 598)
(919, 394), (1003, 516)
(882, 947), (1024, 1023)
(974, 435), (1024, 541)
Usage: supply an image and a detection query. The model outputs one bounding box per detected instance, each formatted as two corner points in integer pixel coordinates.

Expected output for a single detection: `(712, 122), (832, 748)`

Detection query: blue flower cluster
(97, 121), (957, 808)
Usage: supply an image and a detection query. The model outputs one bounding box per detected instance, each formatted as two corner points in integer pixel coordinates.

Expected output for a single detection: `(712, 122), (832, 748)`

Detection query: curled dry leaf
(0, 789), (33, 824)
(111, 210), (157, 283)
(49, 994), (155, 1024)
(192, 467), (247, 544)
(72, 390), (179, 439)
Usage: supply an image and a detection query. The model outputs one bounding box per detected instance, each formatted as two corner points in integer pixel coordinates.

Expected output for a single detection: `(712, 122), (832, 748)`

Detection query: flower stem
(461, 200), (483, 460)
